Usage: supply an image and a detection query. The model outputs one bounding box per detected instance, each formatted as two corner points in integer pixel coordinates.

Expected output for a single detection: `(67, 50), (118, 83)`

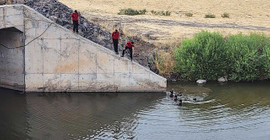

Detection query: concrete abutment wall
(0, 5), (167, 92)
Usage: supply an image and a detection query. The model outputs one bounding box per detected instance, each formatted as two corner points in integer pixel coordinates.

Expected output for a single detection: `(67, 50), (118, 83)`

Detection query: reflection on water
(0, 88), (29, 140)
(26, 93), (163, 140)
(0, 81), (270, 140)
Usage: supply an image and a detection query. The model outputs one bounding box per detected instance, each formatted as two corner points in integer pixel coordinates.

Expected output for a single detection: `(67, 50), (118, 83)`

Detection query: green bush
(174, 31), (270, 81)
(205, 14), (216, 18)
(118, 8), (147, 15)
(225, 33), (270, 81)
(151, 10), (171, 16)
(221, 12), (230, 18)
(174, 31), (226, 80)
(185, 12), (193, 17)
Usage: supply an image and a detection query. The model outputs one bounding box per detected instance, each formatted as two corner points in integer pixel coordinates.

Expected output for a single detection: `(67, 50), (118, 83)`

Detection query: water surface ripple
(0, 81), (270, 140)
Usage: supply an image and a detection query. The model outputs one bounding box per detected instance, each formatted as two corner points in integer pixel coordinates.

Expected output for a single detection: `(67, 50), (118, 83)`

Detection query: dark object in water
(173, 95), (177, 101)
(170, 90), (174, 98)
(193, 98), (197, 101)
(178, 99), (183, 106)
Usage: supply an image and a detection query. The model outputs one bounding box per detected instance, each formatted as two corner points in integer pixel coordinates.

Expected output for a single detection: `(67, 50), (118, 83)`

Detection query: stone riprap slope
(0, 0), (112, 48)
(24, 0), (112, 49)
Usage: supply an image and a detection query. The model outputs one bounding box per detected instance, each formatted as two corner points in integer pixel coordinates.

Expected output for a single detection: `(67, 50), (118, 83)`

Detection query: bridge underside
(0, 27), (24, 91)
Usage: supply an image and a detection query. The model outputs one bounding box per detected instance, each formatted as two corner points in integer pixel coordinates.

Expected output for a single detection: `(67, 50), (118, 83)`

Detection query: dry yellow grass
(59, 0), (270, 47)
(59, 0), (270, 17)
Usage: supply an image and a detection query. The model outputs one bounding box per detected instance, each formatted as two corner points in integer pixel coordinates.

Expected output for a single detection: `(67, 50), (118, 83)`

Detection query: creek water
(0, 81), (270, 140)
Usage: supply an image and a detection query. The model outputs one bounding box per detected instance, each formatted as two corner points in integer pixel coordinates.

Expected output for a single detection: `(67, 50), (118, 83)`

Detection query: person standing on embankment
(71, 10), (80, 33)
(112, 29), (120, 54)
(121, 41), (135, 61)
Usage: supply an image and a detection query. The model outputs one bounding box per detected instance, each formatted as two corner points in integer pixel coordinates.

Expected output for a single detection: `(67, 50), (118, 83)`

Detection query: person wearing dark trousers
(121, 41), (134, 61)
(111, 29), (120, 54)
(71, 10), (80, 33)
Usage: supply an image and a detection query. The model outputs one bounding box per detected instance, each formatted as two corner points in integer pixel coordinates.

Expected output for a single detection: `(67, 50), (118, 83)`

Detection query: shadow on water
(0, 88), (164, 140)
(0, 88), (30, 140)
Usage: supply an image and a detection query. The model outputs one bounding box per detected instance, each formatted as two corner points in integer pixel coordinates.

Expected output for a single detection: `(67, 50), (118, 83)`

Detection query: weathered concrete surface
(0, 5), (167, 92)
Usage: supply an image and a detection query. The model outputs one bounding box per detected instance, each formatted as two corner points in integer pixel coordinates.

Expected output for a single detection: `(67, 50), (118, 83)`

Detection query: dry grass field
(59, 0), (270, 47)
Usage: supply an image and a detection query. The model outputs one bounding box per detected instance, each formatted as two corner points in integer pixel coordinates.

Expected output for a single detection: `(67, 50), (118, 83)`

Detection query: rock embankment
(0, 0), (112, 48)
(24, 0), (112, 49)
(0, 0), (24, 4)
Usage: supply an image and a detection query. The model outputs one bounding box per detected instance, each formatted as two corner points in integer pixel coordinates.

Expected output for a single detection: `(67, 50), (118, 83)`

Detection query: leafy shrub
(221, 12), (230, 18)
(118, 8), (147, 15)
(205, 14), (216, 18)
(225, 33), (270, 81)
(174, 31), (270, 81)
(151, 10), (171, 16)
(185, 12), (193, 17)
(174, 31), (226, 80)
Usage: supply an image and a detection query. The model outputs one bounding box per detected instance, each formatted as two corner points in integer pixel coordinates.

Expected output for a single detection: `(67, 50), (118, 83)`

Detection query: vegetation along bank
(170, 31), (270, 82)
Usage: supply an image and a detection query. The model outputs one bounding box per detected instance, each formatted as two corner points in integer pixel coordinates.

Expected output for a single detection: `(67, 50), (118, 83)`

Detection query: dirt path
(89, 14), (270, 31)
(143, 19), (270, 31)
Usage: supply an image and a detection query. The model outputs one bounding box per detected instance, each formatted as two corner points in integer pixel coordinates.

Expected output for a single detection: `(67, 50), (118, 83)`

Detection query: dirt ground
(59, 0), (270, 47)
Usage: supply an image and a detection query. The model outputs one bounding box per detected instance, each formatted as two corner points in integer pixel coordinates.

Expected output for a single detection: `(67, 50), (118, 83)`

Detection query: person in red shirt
(71, 10), (80, 33)
(111, 29), (120, 54)
(121, 41), (134, 61)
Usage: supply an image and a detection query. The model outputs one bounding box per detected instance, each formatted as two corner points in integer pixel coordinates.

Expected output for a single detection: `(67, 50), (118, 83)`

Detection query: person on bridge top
(112, 29), (120, 54)
(71, 10), (80, 34)
(121, 41), (134, 61)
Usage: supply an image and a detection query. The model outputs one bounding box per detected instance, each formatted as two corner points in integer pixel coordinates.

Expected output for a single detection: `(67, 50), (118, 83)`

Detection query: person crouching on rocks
(121, 41), (134, 61)
(71, 10), (80, 33)
(112, 29), (120, 54)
